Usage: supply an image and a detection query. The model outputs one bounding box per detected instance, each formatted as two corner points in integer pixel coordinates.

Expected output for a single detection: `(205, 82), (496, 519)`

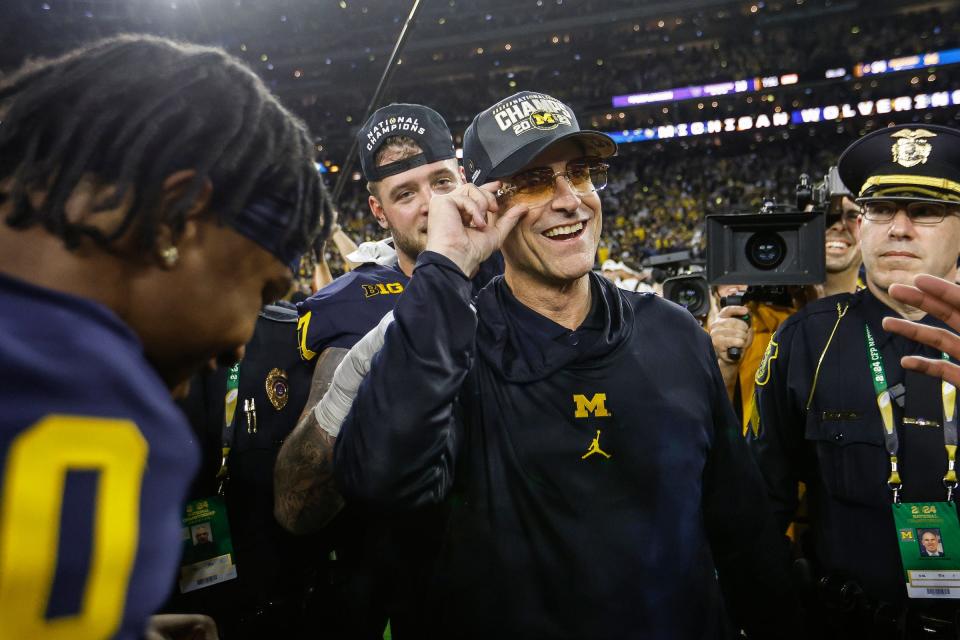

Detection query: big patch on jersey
(362, 282), (404, 298)
(755, 337), (779, 387)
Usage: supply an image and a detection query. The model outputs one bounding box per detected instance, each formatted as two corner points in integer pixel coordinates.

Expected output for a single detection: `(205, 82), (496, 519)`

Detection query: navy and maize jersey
(297, 253), (504, 360)
(295, 253), (504, 638)
(297, 262), (410, 360)
(0, 272), (199, 639)
(335, 252), (798, 639)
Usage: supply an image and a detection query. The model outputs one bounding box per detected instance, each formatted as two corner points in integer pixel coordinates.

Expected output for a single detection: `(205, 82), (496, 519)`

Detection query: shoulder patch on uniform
(755, 337), (779, 387)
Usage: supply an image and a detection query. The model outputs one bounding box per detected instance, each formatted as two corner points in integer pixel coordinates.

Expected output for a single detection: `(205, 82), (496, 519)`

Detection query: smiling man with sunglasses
(333, 91), (799, 639)
(751, 124), (960, 638)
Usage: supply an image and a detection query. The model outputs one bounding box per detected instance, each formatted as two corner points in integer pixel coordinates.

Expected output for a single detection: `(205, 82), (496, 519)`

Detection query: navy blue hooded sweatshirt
(335, 252), (797, 639)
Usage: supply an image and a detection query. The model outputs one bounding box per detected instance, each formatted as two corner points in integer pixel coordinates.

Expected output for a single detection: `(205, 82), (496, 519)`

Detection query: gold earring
(160, 246), (179, 267)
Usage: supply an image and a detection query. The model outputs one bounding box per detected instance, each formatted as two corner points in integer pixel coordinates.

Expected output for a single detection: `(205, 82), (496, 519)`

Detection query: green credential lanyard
(216, 362), (241, 496)
(864, 325), (956, 502)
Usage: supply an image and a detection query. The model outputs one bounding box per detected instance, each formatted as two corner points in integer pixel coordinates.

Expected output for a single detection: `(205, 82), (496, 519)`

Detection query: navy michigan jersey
(297, 262), (409, 360)
(0, 272), (199, 639)
(297, 253), (505, 361)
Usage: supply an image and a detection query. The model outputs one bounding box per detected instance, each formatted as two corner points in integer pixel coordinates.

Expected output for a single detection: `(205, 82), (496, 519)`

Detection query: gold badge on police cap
(891, 129), (937, 168)
(265, 368), (289, 411)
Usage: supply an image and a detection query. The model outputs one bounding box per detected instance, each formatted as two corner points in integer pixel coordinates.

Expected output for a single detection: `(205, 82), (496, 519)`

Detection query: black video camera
(663, 274), (711, 319)
(706, 200), (825, 287)
(796, 166), (853, 216)
(706, 168), (852, 359)
(642, 251), (711, 319)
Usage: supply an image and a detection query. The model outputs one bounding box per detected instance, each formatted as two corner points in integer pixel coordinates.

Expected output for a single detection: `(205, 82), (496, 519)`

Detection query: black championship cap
(838, 124), (960, 204)
(357, 103), (456, 182)
(462, 91), (616, 185)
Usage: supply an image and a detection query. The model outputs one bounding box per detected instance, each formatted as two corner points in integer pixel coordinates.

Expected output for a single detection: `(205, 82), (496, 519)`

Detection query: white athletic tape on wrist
(315, 311), (394, 437)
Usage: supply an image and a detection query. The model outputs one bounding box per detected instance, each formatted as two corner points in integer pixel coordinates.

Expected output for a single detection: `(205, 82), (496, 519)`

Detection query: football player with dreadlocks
(0, 34), (326, 639)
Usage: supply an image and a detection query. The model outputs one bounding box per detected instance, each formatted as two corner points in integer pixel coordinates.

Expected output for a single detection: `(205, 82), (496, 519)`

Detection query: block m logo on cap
(573, 393), (611, 418)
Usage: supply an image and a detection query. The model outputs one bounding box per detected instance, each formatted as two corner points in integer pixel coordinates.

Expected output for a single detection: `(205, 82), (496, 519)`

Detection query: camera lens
(745, 232), (787, 270)
(675, 286), (703, 311)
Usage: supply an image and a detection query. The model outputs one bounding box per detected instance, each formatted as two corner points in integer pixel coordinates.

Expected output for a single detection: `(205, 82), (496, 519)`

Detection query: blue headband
(227, 193), (306, 273)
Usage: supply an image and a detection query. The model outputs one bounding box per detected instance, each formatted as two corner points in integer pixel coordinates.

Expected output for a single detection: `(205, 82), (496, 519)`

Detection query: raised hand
(424, 182), (527, 277)
(710, 304), (754, 365)
(882, 274), (960, 387)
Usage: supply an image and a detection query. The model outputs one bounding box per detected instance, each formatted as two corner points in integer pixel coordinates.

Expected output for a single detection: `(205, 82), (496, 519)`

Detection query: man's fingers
(491, 203), (528, 245)
(711, 327), (750, 342)
(713, 334), (748, 350)
(145, 614), (218, 640)
(464, 185), (492, 221)
(889, 279), (960, 333)
(474, 182), (501, 212)
(711, 317), (750, 334)
(901, 355), (960, 389)
(883, 317), (960, 362)
(462, 184), (497, 228)
(447, 192), (486, 229)
(718, 305), (750, 318)
(915, 274), (960, 308)
(913, 275), (960, 331)
(478, 180), (501, 195)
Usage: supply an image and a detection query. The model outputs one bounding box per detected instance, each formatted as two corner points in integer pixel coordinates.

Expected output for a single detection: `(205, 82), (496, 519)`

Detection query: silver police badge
(891, 129), (937, 168)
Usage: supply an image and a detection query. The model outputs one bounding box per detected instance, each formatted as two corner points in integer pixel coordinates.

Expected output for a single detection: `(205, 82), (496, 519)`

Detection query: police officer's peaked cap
(838, 124), (960, 204)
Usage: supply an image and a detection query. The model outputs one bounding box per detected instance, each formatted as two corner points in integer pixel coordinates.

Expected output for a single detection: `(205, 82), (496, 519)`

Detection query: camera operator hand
(710, 305), (754, 394)
(424, 182), (527, 277)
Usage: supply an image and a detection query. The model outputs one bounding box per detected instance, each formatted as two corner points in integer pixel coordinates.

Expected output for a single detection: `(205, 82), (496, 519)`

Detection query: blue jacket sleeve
(333, 252), (475, 510)
(700, 333), (803, 638)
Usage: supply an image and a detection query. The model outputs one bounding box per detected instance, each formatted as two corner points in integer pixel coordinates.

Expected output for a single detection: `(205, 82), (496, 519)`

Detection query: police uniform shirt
(0, 271), (199, 639)
(752, 287), (954, 604)
(335, 252), (797, 640)
(167, 303), (340, 639)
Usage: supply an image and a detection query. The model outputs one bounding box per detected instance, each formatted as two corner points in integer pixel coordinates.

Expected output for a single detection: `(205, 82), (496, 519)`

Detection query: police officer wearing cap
(752, 124), (960, 639)
(167, 300), (347, 639)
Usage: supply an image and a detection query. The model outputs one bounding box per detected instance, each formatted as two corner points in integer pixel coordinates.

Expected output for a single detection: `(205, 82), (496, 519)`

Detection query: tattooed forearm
(300, 347), (349, 421)
(273, 348), (348, 534)
(274, 411), (344, 533)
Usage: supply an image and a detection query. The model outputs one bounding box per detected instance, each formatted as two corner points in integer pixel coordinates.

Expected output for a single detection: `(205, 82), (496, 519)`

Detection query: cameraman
(710, 192), (862, 426)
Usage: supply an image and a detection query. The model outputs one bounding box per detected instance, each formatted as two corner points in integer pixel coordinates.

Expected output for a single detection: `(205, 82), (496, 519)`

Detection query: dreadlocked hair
(0, 33), (328, 257)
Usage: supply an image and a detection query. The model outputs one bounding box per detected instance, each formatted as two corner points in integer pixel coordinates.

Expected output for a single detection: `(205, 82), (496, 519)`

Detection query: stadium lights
(610, 46), (960, 109)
